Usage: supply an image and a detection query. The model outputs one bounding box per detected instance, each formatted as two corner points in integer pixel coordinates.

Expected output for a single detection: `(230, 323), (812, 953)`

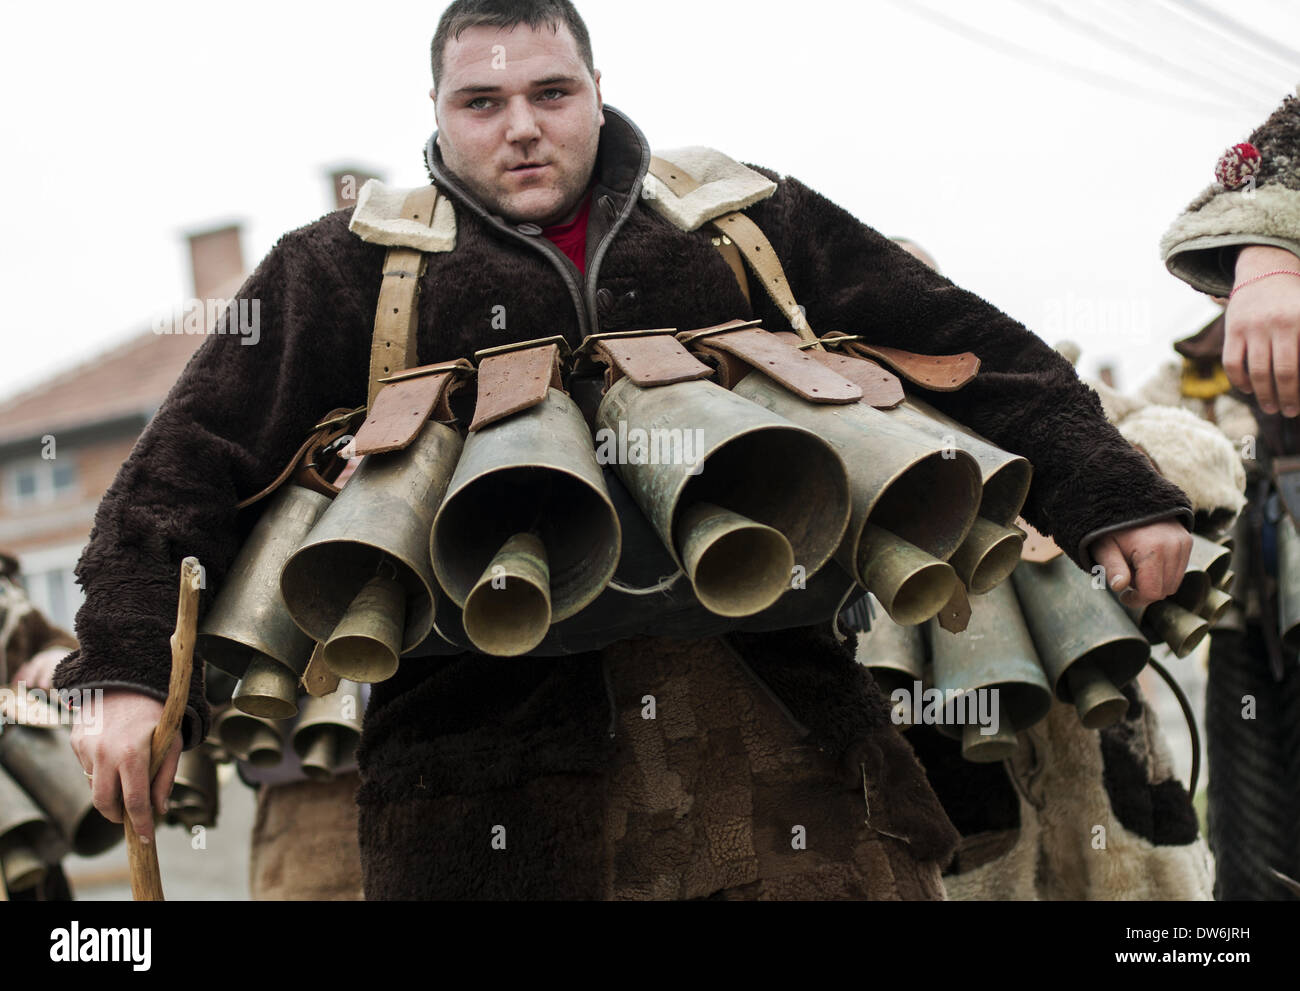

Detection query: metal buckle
(574, 328), (679, 359)
(473, 335), (572, 365)
(376, 359), (477, 386)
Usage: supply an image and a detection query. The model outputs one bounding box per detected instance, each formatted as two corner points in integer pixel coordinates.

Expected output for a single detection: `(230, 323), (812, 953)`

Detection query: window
(5, 457), (79, 509)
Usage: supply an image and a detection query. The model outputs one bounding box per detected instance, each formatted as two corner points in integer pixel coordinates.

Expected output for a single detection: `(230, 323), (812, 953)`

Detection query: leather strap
(826, 336), (981, 392)
(302, 643), (341, 699)
(680, 326), (860, 403)
(712, 233), (751, 307)
(235, 408), (364, 511)
(647, 156), (800, 341)
(367, 186), (441, 408)
(709, 212), (816, 344)
(592, 334), (713, 389)
(770, 332), (904, 408)
(470, 344), (564, 432)
(1017, 517), (1064, 564)
(354, 367), (463, 456)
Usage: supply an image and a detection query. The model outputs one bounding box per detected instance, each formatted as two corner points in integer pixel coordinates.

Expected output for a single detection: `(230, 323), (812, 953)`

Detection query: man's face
(433, 23), (604, 227)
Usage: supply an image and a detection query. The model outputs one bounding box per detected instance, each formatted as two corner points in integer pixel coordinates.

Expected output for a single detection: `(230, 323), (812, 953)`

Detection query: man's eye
(468, 97), (494, 110)
(539, 89), (566, 101)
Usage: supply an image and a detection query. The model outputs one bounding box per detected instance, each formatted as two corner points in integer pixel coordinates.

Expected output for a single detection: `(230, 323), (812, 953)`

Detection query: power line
(884, 0), (1244, 116)
(1011, 0), (1280, 107)
(1092, 0), (1296, 103)
(1160, 0), (1300, 75)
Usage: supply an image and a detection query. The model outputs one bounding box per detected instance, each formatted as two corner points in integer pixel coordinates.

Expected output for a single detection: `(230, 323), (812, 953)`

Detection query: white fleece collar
(348, 179), (457, 253)
(643, 146), (778, 232)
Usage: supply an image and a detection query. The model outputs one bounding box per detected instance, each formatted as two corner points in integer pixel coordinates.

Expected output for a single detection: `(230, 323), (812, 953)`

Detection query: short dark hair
(431, 0), (595, 92)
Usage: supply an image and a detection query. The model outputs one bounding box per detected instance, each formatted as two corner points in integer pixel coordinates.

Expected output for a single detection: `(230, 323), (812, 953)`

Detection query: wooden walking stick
(125, 556), (202, 901)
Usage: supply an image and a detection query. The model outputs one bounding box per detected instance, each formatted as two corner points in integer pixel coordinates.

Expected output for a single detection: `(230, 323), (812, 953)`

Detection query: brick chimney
(330, 167), (384, 210)
(186, 224), (244, 303)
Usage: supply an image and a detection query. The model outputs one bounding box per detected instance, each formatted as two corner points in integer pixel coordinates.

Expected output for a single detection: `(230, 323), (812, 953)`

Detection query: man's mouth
(508, 162), (549, 174)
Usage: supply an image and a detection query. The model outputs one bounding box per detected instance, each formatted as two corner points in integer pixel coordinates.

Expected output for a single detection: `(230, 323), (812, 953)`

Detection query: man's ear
(593, 69), (605, 126)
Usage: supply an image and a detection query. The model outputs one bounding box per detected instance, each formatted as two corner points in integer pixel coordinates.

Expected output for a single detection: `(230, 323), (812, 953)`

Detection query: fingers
(1127, 544), (1168, 607)
(119, 745), (156, 843)
(75, 726), (159, 841)
(1223, 312), (1250, 395)
(1092, 536), (1131, 595)
(152, 735), (183, 819)
(1119, 525), (1193, 607)
(1248, 329), (1278, 414)
(1275, 328), (1300, 417)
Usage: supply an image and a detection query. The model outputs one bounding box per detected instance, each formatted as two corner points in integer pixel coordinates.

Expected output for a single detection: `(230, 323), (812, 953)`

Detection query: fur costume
(56, 107), (1192, 899)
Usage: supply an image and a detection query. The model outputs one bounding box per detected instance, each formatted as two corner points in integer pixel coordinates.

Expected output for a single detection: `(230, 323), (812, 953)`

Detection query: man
(1, 553), (83, 900)
(1161, 88), (1300, 899)
(60, 0), (1193, 899)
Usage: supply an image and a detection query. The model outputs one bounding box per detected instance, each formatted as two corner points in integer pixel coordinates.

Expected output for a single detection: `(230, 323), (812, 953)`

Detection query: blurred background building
(1, 168), (377, 898)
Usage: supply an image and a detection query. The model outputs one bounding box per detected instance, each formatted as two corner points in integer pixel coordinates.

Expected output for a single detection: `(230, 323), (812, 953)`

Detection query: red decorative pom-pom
(1215, 142), (1261, 190)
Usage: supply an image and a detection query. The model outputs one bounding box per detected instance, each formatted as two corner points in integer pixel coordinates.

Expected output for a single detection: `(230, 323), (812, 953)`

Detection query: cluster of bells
(192, 339), (1244, 770)
(858, 529), (1237, 763)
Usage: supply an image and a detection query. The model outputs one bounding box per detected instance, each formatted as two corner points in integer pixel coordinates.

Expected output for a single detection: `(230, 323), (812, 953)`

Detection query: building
(0, 168), (377, 632)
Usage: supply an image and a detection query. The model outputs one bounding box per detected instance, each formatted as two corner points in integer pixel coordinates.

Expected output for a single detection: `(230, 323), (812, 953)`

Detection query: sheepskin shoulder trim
(1161, 183), (1300, 296)
(348, 179), (457, 252)
(644, 147), (778, 232)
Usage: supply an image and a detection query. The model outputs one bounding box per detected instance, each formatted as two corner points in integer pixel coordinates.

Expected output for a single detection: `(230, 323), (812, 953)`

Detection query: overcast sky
(3, 0), (1298, 403)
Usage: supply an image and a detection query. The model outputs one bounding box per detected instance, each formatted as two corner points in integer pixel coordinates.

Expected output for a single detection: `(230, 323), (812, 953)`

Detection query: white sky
(2, 0), (1298, 403)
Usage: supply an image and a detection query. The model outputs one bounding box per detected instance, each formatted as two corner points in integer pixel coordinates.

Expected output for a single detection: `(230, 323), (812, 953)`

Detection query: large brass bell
(291, 680), (365, 781)
(0, 765), (61, 894)
(200, 485), (332, 720)
(927, 580), (1054, 762)
(431, 389), (621, 656)
(1188, 533), (1232, 589)
(597, 375), (851, 619)
(0, 724), (120, 856)
(212, 706), (285, 769)
(166, 746), (220, 830)
(885, 397), (1030, 595)
(734, 372), (981, 624)
(1119, 568), (1211, 659)
(1012, 554), (1149, 729)
(281, 420), (464, 683)
(854, 595), (927, 725)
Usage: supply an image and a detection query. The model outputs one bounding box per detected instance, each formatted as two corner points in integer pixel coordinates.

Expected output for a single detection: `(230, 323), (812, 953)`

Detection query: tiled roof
(0, 329), (206, 447)
(0, 276), (245, 448)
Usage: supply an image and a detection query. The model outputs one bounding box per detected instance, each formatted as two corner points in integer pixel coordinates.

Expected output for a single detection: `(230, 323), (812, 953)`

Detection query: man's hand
(69, 689), (182, 844)
(11, 646), (70, 692)
(1090, 519), (1193, 609)
(1224, 245), (1300, 417)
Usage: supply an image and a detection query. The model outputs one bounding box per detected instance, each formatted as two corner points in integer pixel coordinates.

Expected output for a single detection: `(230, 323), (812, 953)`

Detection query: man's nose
(504, 97), (542, 146)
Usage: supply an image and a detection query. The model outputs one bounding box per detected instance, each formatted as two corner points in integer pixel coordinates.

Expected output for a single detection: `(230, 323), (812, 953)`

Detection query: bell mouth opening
(282, 543), (434, 656)
(323, 634), (400, 685)
(433, 466), (619, 623)
(960, 722), (1019, 763)
(463, 579), (552, 657)
(0, 843), (46, 892)
(675, 426), (849, 578)
(978, 460), (1032, 527)
(883, 562), (959, 627)
(867, 452), (981, 562)
(959, 527), (1024, 596)
(680, 514), (794, 618)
